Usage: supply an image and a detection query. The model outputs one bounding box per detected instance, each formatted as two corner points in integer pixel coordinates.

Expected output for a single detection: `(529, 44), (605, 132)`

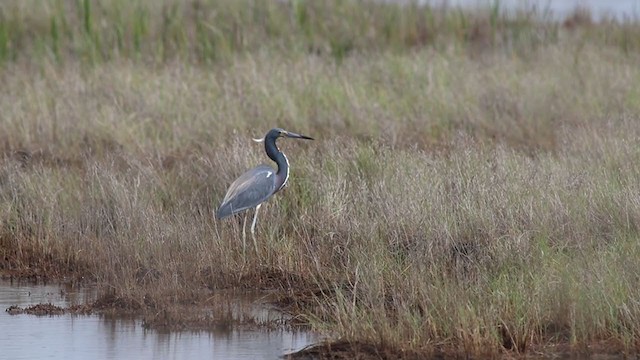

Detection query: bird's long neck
(265, 137), (289, 192)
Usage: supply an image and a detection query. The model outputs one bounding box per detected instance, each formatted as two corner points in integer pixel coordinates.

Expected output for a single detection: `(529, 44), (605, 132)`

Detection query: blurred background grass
(0, 0), (638, 65)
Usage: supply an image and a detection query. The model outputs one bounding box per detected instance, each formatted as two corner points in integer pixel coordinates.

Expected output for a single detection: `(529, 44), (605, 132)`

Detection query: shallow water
(0, 279), (318, 360)
(418, 0), (640, 20)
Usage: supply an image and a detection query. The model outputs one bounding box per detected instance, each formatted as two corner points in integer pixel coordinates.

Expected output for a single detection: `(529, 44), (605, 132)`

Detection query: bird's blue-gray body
(216, 165), (282, 219)
(216, 128), (311, 221)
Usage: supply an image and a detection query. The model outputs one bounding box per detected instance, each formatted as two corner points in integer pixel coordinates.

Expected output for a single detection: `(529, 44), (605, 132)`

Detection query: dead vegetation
(1, 1), (640, 358)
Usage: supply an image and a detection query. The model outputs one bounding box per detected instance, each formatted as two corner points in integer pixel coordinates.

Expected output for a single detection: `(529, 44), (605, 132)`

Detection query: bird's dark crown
(267, 128), (285, 139)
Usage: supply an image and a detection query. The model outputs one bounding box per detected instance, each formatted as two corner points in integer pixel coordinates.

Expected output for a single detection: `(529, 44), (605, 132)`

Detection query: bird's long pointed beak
(284, 131), (314, 140)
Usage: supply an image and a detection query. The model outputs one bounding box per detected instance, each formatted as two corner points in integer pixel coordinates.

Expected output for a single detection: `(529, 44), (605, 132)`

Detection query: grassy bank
(1, 0), (640, 358)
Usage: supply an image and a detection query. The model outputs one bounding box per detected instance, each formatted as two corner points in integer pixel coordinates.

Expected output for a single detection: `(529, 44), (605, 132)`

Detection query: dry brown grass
(1, 2), (640, 357)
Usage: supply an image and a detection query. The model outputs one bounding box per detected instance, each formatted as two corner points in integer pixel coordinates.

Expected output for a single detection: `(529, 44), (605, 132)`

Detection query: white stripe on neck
(279, 153), (290, 191)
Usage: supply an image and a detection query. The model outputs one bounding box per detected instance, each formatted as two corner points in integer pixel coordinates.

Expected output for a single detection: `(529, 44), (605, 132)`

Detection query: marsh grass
(2, 0), (640, 358)
(0, 0), (639, 65)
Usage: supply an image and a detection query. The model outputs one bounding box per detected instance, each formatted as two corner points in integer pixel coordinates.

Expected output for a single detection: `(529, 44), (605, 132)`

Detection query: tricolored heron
(216, 128), (314, 253)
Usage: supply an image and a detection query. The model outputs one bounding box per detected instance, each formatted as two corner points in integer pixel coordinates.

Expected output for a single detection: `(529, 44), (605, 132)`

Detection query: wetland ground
(2, 0), (640, 358)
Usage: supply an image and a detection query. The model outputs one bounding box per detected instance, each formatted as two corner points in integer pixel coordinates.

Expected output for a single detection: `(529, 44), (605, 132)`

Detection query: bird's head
(252, 128), (314, 143)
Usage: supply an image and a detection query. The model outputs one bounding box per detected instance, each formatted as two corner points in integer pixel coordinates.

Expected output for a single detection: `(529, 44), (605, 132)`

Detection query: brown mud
(6, 303), (92, 316)
(287, 340), (432, 360)
(0, 239), (92, 283)
(289, 341), (632, 360)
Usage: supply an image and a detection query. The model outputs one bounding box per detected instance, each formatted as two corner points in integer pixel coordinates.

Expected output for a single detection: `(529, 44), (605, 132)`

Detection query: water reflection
(0, 279), (318, 360)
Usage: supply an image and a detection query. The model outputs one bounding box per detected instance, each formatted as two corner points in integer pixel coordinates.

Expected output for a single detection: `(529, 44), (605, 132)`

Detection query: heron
(216, 128), (314, 253)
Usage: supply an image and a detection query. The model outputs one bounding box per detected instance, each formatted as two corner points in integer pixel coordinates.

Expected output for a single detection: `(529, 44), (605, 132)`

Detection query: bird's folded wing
(217, 165), (277, 219)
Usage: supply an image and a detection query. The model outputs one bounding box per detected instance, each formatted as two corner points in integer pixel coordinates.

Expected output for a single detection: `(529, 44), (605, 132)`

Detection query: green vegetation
(0, 0), (639, 65)
(1, 0), (640, 358)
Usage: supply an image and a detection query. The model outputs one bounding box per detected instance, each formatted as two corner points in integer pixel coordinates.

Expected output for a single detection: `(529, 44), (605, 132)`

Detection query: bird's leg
(251, 204), (261, 254)
(242, 211), (248, 258)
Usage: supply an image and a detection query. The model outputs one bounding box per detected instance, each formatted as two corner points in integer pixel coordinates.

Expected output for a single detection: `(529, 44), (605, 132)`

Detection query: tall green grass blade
(0, 13), (8, 62)
(50, 16), (59, 61)
(82, 0), (92, 35)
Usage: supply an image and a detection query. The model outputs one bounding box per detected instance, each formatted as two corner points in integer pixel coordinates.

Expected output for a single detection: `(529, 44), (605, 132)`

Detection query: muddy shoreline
(2, 266), (632, 360)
